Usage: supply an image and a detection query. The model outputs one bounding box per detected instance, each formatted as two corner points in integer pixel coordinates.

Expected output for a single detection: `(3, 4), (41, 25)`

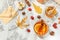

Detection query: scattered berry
(28, 7), (32, 11)
(50, 31), (55, 36)
(30, 16), (34, 20)
(53, 23), (57, 29)
(37, 15), (41, 19)
(27, 29), (30, 32)
(58, 17), (60, 20)
(22, 12), (26, 15)
(58, 21), (60, 24)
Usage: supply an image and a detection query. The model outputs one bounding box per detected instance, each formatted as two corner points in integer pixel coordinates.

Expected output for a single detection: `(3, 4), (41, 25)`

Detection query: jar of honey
(45, 6), (57, 18)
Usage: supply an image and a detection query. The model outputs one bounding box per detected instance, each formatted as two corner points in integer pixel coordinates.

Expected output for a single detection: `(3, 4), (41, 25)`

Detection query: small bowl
(37, 0), (49, 4)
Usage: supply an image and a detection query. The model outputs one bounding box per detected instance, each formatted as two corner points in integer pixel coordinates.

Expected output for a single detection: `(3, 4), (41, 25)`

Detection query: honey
(34, 20), (48, 37)
(45, 6), (57, 18)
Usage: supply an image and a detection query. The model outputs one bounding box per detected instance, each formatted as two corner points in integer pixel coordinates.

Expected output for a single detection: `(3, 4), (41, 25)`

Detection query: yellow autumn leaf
(32, 3), (42, 14)
(16, 16), (29, 29)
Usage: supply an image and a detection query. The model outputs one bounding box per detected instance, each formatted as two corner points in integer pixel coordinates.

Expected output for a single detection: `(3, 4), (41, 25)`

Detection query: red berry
(31, 16), (34, 20)
(28, 8), (32, 11)
(27, 29), (30, 32)
(53, 23), (57, 29)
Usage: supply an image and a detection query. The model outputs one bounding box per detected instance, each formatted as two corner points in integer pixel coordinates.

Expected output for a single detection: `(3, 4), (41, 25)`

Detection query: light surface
(0, 0), (60, 40)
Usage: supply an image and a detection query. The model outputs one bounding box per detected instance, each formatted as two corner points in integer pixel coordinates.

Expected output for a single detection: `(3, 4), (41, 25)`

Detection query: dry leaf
(16, 16), (21, 26)
(16, 16), (29, 29)
(32, 3), (42, 14)
(22, 23), (29, 27)
(21, 16), (27, 24)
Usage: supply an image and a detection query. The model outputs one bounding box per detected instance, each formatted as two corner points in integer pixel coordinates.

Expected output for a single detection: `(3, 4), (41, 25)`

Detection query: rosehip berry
(30, 16), (34, 20)
(28, 8), (32, 11)
(27, 29), (30, 32)
(53, 23), (57, 29)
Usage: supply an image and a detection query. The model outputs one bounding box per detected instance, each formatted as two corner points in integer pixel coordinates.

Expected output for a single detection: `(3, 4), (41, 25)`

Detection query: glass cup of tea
(34, 19), (49, 38)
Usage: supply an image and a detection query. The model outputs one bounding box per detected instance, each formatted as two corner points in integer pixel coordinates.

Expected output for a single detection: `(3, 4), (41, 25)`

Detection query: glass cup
(34, 19), (49, 38)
